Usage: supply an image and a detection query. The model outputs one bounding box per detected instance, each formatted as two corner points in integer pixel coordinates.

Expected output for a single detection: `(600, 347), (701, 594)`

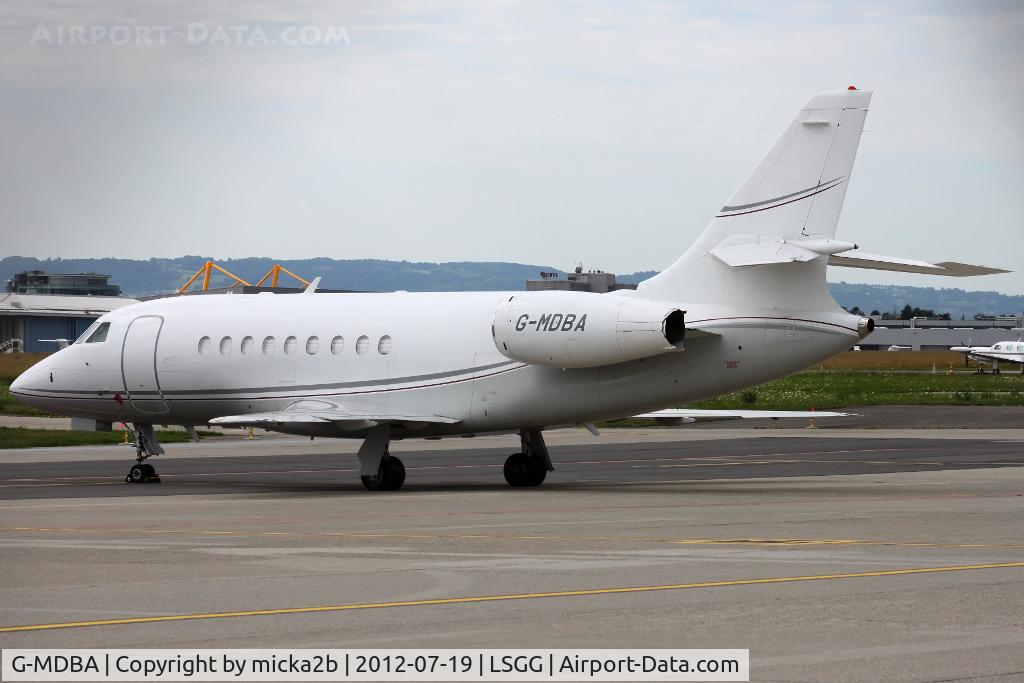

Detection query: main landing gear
(357, 424), (406, 491)
(361, 454), (406, 491)
(124, 423), (165, 484)
(354, 425), (554, 491)
(503, 428), (553, 488)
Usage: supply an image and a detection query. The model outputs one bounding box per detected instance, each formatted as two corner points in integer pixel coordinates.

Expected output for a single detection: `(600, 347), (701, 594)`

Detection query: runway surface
(1, 429), (1023, 681)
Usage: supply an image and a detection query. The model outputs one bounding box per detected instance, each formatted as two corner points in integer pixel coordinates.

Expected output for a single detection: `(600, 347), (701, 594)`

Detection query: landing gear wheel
(127, 464), (146, 483)
(125, 462), (160, 484)
(504, 452), (547, 487)
(383, 457), (406, 490)
(361, 455), (406, 491)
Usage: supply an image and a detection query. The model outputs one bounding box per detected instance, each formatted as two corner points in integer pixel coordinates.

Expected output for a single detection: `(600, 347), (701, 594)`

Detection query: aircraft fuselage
(10, 291), (860, 438)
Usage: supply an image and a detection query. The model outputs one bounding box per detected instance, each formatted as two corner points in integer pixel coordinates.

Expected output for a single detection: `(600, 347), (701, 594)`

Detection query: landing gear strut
(504, 428), (553, 487)
(124, 424), (164, 484)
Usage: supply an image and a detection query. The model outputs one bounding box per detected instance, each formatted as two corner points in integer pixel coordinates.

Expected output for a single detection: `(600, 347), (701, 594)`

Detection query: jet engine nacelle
(492, 292), (685, 368)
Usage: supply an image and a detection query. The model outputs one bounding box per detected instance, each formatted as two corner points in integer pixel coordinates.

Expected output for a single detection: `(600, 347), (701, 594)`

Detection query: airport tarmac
(1, 428), (1022, 682)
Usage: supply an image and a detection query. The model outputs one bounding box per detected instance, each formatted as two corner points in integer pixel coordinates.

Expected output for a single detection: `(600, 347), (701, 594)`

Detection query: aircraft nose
(9, 361), (47, 397)
(10, 368), (28, 393)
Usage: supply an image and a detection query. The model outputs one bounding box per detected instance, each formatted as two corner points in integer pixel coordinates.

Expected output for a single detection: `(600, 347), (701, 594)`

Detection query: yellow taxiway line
(2, 562), (1022, 634)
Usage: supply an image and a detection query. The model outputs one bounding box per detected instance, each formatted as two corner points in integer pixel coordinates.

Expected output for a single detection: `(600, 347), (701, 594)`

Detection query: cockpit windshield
(80, 322), (110, 344)
(75, 322), (99, 344)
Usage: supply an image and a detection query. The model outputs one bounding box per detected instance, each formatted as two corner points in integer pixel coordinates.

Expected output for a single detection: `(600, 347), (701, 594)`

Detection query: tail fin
(638, 88), (872, 306)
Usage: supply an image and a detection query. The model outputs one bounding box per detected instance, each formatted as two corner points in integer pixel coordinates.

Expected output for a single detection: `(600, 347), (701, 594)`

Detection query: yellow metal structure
(254, 264), (310, 288)
(177, 261), (312, 293)
(177, 261), (252, 293)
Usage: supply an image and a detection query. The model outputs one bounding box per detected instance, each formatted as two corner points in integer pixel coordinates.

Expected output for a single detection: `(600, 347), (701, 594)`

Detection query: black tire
(360, 473), (385, 491)
(383, 456), (406, 491)
(504, 453), (546, 487)
(361, 456), (406, 491)
(141, 463), (156, 478)
(127, 464), (147, 483)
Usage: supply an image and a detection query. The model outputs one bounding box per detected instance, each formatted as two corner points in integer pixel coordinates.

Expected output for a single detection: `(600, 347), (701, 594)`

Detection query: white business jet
(10, 87), (1008, 490)
(950, 340), (1024, 374)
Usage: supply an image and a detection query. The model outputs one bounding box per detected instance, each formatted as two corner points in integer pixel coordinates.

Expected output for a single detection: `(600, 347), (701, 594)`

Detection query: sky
(1, 1), (1022, 294)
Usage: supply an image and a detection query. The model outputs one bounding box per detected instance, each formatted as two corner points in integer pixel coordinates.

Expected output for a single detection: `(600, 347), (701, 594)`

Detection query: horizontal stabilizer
(709, 236), (859, 268)
(707, 235), (1009, 277)
(827, 252), (1009, 277)
(210, 399), (460, 431)
(709, 242), (818, 267)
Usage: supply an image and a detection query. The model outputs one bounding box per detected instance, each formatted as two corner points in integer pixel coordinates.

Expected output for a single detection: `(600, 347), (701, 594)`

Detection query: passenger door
(121, 316), (169, 414)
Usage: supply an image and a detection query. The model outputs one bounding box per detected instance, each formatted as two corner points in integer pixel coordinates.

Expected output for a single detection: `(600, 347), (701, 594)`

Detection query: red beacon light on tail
(847, 85), (858, 90)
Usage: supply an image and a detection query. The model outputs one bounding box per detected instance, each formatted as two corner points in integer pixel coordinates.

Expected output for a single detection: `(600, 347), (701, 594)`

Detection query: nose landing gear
(124, 424), (165, 484)
(127, 462), (158, 483)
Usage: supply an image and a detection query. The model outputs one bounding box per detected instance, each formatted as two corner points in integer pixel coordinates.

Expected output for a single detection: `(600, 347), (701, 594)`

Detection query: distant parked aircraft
(950, 341), (1024, 374)
(10, 87), (1009, 490)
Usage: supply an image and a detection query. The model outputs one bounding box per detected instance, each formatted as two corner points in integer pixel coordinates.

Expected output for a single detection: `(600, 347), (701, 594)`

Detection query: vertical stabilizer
(638, 88), (871, 307)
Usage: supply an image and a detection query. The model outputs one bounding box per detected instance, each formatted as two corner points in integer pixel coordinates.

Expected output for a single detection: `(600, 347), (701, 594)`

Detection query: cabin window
(198, 336), (212, 355)
(331, 336), (344, 354)
(356, 335), (369, 355)
(306, 336), (320, 355)
(378, 335), (392, 355)
(284, 336), (297, 355)
(85, 322), (110, 344)
(219, 336), (232, 355)
(262, 336), (275, 355)
(241, 336), (255, 355)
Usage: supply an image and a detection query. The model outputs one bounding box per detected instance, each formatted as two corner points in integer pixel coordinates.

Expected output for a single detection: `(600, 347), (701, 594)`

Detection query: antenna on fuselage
(303, 276), (322, 295)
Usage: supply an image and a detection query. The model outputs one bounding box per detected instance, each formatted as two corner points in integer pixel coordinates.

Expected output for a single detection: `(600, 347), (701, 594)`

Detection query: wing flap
(209, 398), (460, 431)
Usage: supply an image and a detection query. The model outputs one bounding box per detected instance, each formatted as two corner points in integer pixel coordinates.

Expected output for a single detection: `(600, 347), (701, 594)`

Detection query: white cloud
(0, 0), (1021, 294)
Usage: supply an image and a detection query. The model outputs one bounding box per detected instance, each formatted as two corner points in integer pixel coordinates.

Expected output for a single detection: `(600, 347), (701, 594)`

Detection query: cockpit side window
(85, 322), (110, 344)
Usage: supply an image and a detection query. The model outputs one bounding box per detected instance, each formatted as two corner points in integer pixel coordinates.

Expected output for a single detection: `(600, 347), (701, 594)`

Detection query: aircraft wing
(953, 351), (1022, 365)
(951, 346), (1024, 365)
(209, 399), (460, 431)
(634, 408), (851, 423)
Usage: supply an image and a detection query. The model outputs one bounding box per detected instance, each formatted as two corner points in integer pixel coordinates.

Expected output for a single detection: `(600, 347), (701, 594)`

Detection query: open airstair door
(121, 316), (169, 414)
